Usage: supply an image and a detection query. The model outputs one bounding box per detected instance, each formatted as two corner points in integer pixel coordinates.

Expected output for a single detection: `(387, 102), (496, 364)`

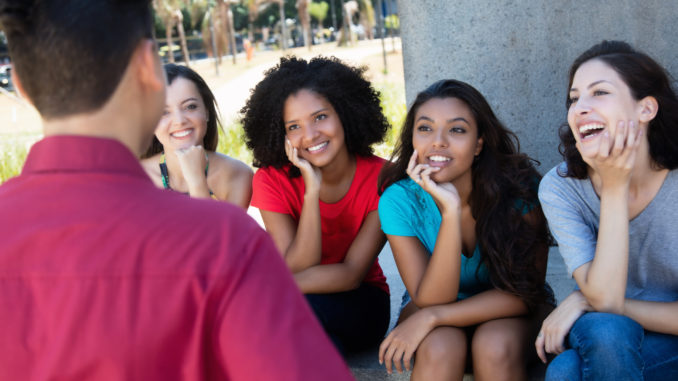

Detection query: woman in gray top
(535, 40), (678, 380)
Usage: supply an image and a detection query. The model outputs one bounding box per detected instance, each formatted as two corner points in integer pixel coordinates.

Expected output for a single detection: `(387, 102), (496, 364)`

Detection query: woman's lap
(546, 312), (678, 381)
(305, 283), (390, 353)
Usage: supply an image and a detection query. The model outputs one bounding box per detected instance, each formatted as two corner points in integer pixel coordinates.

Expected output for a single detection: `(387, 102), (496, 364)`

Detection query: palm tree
(277, 0), (288, 51)
(337, 0), (357, 46)
(217, 0), (239, 64)
(153, 0), (192, 67)
(357, 0), (374, 40)
(296, 0), (311, 50)
(241, 0), (288, 51)
(243, 0), (259, 42)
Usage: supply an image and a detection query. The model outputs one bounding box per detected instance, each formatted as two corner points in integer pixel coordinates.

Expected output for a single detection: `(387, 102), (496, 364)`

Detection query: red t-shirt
(252, 155), (389, 293)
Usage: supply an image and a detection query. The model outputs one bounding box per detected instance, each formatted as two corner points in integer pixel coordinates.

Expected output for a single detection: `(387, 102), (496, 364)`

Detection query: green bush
(216, 118), (253, 166)
(0, 139), (30, 183)
(373, 82), (407, 160)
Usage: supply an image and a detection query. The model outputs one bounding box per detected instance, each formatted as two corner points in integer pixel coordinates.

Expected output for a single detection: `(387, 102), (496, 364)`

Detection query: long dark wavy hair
(559, 40), (678, 178)
(142, 63), (220, 158)
(379, 79), (550, 309)
(240, 56), (389, 177)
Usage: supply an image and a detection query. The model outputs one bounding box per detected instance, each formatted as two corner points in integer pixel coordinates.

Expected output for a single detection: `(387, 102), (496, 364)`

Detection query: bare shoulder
(140, 154), (164, 188)
(207, 152), (254, 207)
(208, 152), (253, 181)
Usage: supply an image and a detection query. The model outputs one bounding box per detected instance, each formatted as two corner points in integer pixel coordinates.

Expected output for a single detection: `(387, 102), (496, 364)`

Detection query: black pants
(306, 283), (390, 355)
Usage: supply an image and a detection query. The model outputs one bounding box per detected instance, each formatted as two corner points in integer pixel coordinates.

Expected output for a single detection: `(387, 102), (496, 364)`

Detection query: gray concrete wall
(396, 0), (678, 173)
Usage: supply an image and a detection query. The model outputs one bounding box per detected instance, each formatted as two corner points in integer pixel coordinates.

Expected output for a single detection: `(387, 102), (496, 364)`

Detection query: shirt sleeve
(379, 183), (416, 237)
(251, 167), (291, 215)
(538, 169), (597, 276)
(212, 223), (353, 381)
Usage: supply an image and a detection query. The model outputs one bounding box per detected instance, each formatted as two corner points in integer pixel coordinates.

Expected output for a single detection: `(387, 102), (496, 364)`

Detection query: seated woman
(378, 79), (552, 380)
(241, 56), (391, 354)
(535, 40), (678, 380)
(141, 64), (252, 208)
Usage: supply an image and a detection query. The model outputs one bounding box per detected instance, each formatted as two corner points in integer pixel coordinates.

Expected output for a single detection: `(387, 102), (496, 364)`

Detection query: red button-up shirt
(0, 136), (353, 381)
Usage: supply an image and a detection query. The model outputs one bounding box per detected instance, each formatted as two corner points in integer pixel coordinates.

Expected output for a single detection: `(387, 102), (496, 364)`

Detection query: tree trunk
(279, 0), (287, 51)
(297, 0), (311, 50)
(216, 1), (237, 64)
(226, 6), (237, 64)
(174, 10), (191, 67)
(165, 16), (175, 63)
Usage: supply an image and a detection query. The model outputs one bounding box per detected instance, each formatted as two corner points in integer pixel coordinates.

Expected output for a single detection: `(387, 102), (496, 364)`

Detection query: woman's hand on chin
(578, 120), (642, 189)
(407, 150), (461, 215)
(175, 145), (208, 186)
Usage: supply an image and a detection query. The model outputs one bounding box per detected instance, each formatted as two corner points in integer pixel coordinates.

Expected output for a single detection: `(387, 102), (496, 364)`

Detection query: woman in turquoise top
(377, 80), (552, 380)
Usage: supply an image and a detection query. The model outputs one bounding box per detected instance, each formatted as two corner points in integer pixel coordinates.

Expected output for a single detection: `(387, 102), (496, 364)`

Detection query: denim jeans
(545, 312), (678, 381)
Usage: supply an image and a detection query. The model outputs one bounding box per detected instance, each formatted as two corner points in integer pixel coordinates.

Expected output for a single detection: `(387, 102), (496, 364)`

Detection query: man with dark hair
(0, 1), (353, 380)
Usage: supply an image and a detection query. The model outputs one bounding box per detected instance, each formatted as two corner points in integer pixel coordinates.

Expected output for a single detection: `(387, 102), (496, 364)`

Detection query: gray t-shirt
(539, 163), (678, 302)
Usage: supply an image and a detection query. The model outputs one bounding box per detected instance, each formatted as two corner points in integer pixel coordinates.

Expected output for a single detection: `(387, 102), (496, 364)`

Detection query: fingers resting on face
(406, 149), (440, 185)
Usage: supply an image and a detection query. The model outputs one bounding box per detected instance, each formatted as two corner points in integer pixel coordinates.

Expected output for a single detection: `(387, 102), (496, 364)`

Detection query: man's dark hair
(0, 0), (153, 119)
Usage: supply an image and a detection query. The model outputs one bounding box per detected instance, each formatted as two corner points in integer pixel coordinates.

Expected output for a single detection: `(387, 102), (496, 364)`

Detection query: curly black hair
(240, 56), (390, 177)
(559, 40), (678, 178)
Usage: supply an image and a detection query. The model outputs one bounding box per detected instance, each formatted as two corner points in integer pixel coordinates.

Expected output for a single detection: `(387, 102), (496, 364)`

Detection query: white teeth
(579, 124), (605, 134)
(171, 129), (192, 138)
(429, 155), (451, 162)
(308, 142), (328, 152)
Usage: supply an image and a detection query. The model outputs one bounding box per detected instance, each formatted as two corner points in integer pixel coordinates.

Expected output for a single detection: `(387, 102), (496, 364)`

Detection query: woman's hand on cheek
(407, 150), (461, 215)
(285, 138), (321, 193)
(577, 120), (642, 188)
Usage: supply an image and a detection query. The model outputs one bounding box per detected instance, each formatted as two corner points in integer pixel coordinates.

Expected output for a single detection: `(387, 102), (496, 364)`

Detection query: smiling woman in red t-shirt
(242, 56), (391, 354)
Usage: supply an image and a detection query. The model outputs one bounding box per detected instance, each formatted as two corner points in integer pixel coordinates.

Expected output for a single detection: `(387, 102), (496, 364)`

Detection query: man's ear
(638, 95), (659, 123)
(132, 39), (165, 93)
(10, 66), (34, 106)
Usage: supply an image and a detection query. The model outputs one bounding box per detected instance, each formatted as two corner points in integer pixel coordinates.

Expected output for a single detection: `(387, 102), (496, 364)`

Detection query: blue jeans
(545, 312), (678, 381)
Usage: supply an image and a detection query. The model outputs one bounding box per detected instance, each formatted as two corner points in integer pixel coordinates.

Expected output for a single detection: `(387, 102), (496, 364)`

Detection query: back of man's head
(0, 0), (153, 119)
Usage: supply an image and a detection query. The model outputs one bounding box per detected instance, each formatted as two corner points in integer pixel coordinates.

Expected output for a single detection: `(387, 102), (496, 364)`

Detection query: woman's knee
(416, 327), (467, 366)
(570, 312), (643, 353)
(472, 318), (528, 365)
(545, 349), (581, 381)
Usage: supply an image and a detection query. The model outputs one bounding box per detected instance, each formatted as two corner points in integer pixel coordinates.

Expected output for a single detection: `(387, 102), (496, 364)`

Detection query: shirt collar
(22, 135), (150, 181)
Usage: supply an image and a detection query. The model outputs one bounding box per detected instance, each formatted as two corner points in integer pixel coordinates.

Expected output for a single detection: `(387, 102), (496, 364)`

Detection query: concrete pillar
(397, 0), (678, 172)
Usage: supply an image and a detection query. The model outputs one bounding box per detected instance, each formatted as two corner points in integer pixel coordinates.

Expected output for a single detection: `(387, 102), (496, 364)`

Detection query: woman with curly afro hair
(241, 56), (391, 354)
